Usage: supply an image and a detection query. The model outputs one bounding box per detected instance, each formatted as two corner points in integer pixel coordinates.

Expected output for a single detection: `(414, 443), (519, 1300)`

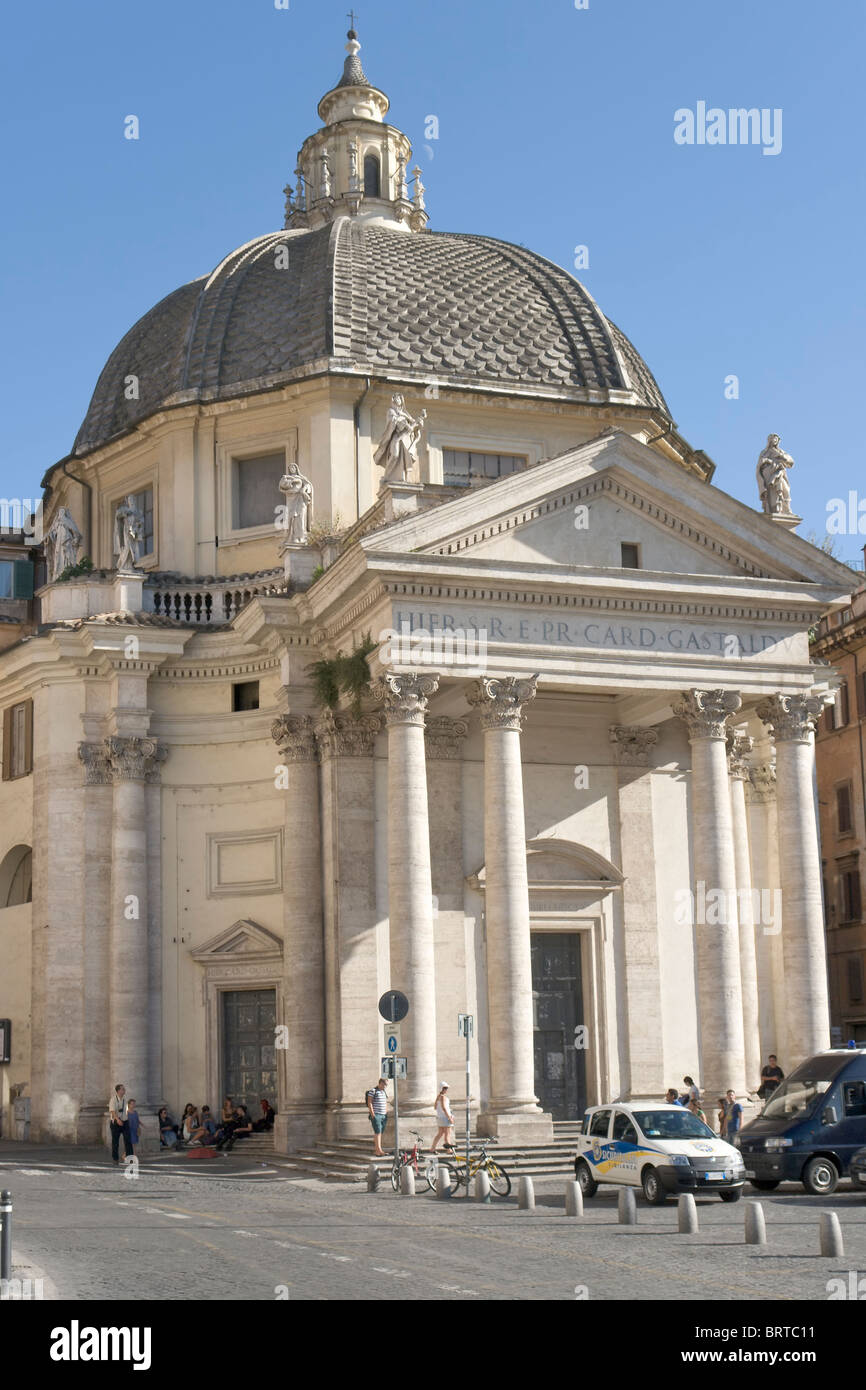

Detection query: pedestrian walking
(108, 1083), (132, 1165)
(716, 1097), (727, 1136)
(757, 1055), (784, 1101)
(723, 1089), (743, 1141)
(366, 1077), (389, 1157)
(430, 1082), (454, 1153)
(127, 1099), (142, 1153)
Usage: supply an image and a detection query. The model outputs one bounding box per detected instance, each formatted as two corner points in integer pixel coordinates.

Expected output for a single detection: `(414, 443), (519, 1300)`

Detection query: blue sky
(2, 0), (864, 567)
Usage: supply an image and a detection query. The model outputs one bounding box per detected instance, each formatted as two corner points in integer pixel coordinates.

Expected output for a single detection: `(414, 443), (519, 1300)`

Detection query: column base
(477, 1109), (554, 1145)
(274, 1106), (326, 1153)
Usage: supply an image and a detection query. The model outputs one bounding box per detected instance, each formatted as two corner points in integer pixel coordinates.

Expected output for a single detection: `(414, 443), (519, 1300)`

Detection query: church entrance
(222, 989), (277, 1115)
(531, 933), (586, 1119)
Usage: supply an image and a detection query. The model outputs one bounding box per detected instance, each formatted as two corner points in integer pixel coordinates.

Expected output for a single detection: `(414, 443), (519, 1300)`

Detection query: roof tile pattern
(72, 219), (671, 456)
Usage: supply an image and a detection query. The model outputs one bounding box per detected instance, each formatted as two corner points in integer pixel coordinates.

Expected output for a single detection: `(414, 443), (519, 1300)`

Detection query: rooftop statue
(278, 462), (314, 544)
(373, 393), (427, 485)
(756, 433), (795, 518)
(113, 494), (145, 571)
(46, 506), (82, 581)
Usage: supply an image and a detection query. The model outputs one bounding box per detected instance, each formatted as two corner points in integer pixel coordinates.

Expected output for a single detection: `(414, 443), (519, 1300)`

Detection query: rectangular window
(113, 488), (154, 556)
(442, 449), (527, 487)
(2, 700), (33, 780)
(235, 453), (285, 530)
(847, 961), (864, 1008)
(620, 542), (640, 569)
(841, 868), (862, 923)
(830, 683), (850, 729)
(0, 561), (13, 598)
(837, 784), (853, 835)
(232, 680), (260, 712)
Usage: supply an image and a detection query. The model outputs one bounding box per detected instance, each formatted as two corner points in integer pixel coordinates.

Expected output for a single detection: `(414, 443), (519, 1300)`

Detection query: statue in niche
(348, 140), (360, 192)
(319, 149), (332, 200)
(113, 494), (145, 571)
(756, 433), (795, 517)
(373, 394), (427, 485)
(46, 506), (82, 581)
(278, 462), (314, 544)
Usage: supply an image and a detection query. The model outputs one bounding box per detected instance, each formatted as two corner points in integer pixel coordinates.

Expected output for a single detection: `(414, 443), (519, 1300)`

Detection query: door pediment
(191, 919), (283, 965)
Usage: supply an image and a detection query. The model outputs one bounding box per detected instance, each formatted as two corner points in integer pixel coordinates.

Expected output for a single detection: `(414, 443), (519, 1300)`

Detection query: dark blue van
(736, 1048), (866, 1194)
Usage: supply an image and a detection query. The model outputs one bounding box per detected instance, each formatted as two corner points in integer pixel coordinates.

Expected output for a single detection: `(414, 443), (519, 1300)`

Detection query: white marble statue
(373, 394), (427, 484)
(279, 462), (314, 543)
(46, 506), (82, 581)
(348, 140), (360, 192)
(319, 149), (332, 200)
(756, 433), (795, 517)
(113, 494), (145, 571)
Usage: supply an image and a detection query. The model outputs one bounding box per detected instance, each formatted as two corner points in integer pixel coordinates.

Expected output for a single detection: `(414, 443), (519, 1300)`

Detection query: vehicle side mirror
(822, 1106), (838, 1127)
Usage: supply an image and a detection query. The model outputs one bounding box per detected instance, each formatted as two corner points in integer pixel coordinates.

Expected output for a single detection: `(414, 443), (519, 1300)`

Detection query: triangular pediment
(190, 919), (282, 962)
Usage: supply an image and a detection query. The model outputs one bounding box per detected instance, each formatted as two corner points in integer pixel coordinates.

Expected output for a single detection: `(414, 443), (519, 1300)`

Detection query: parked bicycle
(390, 1131), (440, 1192)
(438, 1138), (511, 1196)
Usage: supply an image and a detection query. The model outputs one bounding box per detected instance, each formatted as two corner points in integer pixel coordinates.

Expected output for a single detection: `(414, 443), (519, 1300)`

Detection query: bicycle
(390, 1131), (439, 1192)
(438, 1138), (511, 1197)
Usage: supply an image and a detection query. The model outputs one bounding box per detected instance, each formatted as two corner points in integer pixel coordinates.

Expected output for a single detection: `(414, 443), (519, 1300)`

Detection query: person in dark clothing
(252, 1098), (275, 1132)
(216, 1105), (254, 1151)
(758, 1055), (785, 1100)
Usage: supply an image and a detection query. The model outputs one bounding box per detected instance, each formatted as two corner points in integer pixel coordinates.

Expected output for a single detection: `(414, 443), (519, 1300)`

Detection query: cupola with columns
(284, 24), (427, 232)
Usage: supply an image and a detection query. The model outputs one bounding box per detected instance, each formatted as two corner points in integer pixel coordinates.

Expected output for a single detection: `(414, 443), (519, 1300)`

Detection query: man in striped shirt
(366, 1078), (389, 1157)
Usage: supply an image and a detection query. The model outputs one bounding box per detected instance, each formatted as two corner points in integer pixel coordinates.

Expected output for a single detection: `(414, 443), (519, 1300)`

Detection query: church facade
(0, 31), (855, 1150)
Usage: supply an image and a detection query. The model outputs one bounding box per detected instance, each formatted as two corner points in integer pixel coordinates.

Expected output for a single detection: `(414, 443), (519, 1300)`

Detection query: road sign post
(458, 1014), (474, 1198)
(379, 993), (410, 1179)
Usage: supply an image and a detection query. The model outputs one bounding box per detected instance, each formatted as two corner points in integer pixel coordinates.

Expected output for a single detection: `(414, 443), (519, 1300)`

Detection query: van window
(589, 1110), (611, 1138)
(763, 1071), (834, 1120)
(612, 1112), (638, 1144)
(843, 1081), (866, 1117)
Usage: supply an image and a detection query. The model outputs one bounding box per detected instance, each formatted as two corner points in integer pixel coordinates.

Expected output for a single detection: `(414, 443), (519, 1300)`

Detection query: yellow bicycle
(441, 1140), (511, 1196)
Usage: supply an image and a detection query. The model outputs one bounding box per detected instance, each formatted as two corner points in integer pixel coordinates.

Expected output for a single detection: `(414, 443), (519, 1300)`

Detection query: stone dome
(72, 217), (672, 458)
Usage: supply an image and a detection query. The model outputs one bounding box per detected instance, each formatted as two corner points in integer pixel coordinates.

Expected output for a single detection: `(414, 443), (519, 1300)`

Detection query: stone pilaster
(271, 714), (326, 1150)
(745, 759), (786, 1069)
(726, 732), (762, 1092)
(672, 689), (746, 1097)
(610, 725), (664, 1098)
(371, 673), (439, 1113)
(77, 742), (114, 1143)
(315, 710), (382, 1139)
(468, 675), (553, 1143)
(756, 693), (831, 1065)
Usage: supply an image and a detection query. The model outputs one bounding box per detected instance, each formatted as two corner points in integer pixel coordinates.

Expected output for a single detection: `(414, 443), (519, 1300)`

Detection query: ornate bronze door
(531, 933), (586, 1119)
(222, 989), (277, 1115)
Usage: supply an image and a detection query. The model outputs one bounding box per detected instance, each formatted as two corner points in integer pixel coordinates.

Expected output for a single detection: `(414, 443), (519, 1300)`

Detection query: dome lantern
(286, 26), (426, 233)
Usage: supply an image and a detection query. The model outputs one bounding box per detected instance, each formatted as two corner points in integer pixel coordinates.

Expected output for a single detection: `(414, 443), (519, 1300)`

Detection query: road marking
(320, 1252), (352, 1262)
(233, 1229), (257, 1237)
(144, 1207), (190, 1219)
(372, 1266), (411, 1278)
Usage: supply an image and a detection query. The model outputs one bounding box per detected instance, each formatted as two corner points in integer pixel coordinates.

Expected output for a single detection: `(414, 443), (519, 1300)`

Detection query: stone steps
(275, 1126), (581, 1183)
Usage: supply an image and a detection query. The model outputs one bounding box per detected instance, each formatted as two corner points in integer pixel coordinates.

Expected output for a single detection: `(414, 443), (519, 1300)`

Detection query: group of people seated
(158, 1097), (275, 1152)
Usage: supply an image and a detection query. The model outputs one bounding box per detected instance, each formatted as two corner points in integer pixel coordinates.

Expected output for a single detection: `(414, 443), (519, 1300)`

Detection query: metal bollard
(518, 1175), (535, 1211)
(366, 1164), (380, 1192)
(436, 1165), (452, 1200)
(618, 1187), (637, 1225)
(474, 1170), (491, 1203)
(565, 1180), (583, 1218)
(820, 1211), (844, 1258)
(0, 1190), (11, 1281)
(677, 1193), (699, 1234)
(400, 1163), (415, 1196)
(744, 1201), (766, 1245)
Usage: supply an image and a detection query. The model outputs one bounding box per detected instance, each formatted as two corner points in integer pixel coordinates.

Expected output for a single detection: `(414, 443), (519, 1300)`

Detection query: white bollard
(474, 1170), (491, 1203)
(618, 1187), (637, 1225)
(744, 1201), (766, 1245)
(820, 1211), (844, 1258)
(518, 1175), (535, 1211)
(436, 1165), (452, 1200)
(366, 1163), (380, 1192)
(400, 1163), (415, 1196)
(565, 1180), (584, 1218)
(677, 1193), (698, 1233)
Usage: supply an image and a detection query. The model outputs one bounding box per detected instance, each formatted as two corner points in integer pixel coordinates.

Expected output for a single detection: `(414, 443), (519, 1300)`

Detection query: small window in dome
(442, 449), (527, 487)
(363, 154), (381, 199)
(234, 452), (285, 530)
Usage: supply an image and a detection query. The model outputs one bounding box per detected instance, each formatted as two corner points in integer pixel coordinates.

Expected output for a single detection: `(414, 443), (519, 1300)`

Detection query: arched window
(0, 844), (32, 907)
(363, 153), (381, 199)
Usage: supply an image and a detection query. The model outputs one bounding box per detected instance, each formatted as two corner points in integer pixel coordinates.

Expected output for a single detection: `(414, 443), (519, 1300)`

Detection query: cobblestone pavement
(2, 1144), (865, 1301)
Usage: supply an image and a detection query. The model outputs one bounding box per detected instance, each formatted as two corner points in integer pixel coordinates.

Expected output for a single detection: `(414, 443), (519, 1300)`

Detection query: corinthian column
(468, 675), (552, 1143)
(271, 714), (325, 1150)
(672, 689), (746, 1098)
(106, 736), (166, 1145)
(726, 731), (762, 1092)
(372, 673), (439, 1112)
(756, 693), (830, 1064)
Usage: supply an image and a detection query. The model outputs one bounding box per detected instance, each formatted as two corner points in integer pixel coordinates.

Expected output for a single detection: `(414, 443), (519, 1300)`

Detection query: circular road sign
(378, 990), (409, 1023)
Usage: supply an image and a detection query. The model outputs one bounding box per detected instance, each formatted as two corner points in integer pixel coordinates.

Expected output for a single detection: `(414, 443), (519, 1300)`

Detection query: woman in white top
(431, 1082), (453, 1153)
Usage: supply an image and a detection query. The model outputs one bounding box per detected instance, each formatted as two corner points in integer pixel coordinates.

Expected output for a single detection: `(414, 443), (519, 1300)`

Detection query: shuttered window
(2, 700), (33, 780)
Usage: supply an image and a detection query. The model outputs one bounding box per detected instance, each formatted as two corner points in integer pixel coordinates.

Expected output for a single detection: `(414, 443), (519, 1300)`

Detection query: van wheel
(750, 1180), (780, 1191)
(802, 1157), (838, 1195)
(719, 1189), (741, 1202)
(574, 1159), (598, 1198)
(641, 1166), (666, 1205)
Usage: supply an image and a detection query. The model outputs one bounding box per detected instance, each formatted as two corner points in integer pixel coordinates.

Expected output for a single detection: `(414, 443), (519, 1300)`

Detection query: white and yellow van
(574, 1102), (746, 1204)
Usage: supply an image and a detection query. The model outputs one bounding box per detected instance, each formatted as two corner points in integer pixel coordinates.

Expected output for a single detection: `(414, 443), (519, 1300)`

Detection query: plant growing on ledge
(307, 632), (378, 714)
(55, 555), (94, 583)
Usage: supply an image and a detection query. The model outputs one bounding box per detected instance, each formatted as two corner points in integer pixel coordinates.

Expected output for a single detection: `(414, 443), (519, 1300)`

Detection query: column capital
(370, 672), (439, 727)
(78, 741), (113, 785)
(425, 715), (469, 760)
(672, 688), (741, 740)
(271, 713), (318, 762)
(756, 692), (826, 743)
(726, 730), (754, 781)
(314, 709), (381, 759)
(746, 762), (776, 803)
(105, 736), (167, 783)
(609, 724), (658, 767)
(468, 675), (538, 732)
